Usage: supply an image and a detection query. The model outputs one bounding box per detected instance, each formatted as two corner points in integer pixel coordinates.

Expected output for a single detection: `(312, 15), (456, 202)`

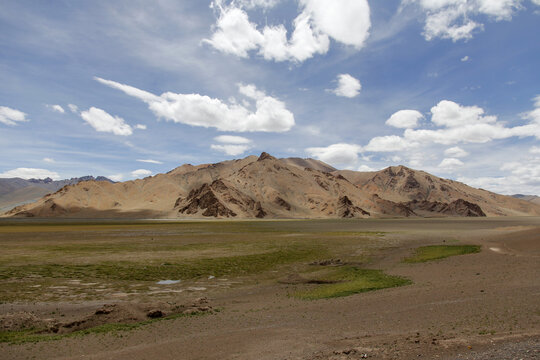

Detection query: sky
(0, 0), (539, 195)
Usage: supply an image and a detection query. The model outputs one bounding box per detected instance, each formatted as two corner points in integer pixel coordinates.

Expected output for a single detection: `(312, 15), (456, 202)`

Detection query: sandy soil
(1, 217), (539, 359)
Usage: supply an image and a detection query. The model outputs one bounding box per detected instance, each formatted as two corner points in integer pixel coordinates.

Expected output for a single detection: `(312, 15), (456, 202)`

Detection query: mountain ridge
(3, 154), (539, 219)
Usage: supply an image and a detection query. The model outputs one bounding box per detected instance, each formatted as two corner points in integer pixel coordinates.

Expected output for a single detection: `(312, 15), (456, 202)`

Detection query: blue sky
(0, 0), (539, 194)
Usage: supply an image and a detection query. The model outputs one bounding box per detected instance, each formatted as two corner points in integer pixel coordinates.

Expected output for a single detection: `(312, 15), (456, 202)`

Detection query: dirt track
(1, 218), (539, 359)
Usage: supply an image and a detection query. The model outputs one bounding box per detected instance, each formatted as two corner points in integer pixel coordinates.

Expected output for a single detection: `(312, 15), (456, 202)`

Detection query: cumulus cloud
(211, 135), (253, 155)
(332, 74), (361, 98)
(136, 159), (163, 164)
(68, 104), (79, 113)
(305, 143), (363, 167)
(444, 146), (469, 158)
(211, 144), (252, 156)
(385, 110), (423, 129)
(96, 77), (295, 132)
(458, 156), (540, 195)
(364, 135), (418, 152)
(108, 174), (124, 182)
(135, 124), (147, 130)
(204, 0), (370, 63)
(214, 135), (252, 144)
(363, 98), (540, 153)
(357, 164), (377, 172)
(438, 157), (464, 172)
(131, 169), (152, 178)
(43, 157), (55, 163)
(530, 146), (540, 154)
(46, 104), (65, 113)
(404, 0), (523, 41)
(80, 107), (133, 136)
(461, 55), (469, 61)
(0, 106), (29, 126)
(0, 168), (60, 180)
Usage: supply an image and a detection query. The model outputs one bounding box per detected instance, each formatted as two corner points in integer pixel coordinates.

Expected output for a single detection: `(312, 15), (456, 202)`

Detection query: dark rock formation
(337, 196), (370, 218)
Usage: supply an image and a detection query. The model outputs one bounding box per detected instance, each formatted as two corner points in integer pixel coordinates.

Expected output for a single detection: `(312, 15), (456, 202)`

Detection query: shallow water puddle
(157, 280), (181, 285)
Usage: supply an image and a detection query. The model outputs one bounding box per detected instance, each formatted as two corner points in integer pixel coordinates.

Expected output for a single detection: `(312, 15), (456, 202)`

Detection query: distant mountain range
(3, 153), (540, 218)
(0, 176), (113, 213)
(511, 194), (540, 205)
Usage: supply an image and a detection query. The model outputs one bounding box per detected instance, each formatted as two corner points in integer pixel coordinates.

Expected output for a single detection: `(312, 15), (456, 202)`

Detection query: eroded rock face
(175, 181), (236, 218)
(406, 198), (486, 217)
(337, 196), (370, 218)
(174, 179), (268, 218)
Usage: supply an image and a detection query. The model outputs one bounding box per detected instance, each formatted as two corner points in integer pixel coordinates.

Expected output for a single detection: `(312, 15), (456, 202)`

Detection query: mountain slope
(0, 176), (113, 212)
(334, 166), (540, 216)
(4, 154), (540, 218)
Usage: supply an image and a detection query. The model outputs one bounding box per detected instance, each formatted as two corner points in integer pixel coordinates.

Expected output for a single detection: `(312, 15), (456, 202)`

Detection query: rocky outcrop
(405, 199), (486, 217)
(175, 182), (237, 217)
(371, 194), (416, 217)
(337, 196), (370, 218)
(174, 179), (268, 218)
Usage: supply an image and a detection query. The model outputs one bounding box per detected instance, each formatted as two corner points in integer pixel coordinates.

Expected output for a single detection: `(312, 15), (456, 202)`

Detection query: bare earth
(0, 217), (539, 359)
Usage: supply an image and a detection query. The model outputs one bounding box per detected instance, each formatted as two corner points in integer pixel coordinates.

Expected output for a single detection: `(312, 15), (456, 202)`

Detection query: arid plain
(1, 217), (538, 359)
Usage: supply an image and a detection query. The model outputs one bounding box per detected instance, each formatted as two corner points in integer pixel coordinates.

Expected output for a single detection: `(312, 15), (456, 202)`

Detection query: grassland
(293, 266), (411, 300)
(403, 245), (481, 263)
(0, 220), (396, 303)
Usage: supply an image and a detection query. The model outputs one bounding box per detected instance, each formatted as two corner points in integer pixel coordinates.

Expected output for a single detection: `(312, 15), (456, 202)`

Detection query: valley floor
(0, 217), (538, 359)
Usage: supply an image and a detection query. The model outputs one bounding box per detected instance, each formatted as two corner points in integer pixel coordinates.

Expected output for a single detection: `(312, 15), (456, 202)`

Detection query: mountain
(3, 153), (540, 219)
(0, 176), (113, 213)
(512, 194), (540, 205)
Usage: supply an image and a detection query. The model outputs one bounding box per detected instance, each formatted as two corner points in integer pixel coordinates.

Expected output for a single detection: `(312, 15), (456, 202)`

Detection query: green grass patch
(293, 266), (411, 300)
(0, 245), (327, 282)
(403, 245), (481, 263)
(0, 310), (211, 344)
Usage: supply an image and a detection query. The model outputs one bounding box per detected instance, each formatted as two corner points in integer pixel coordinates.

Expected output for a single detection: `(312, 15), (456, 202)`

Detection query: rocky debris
(310, 259), (343, 266)
(337, 196), (370, 218)
(146, 309), (164, 318)
(255, 201), (267, 218)
(0, 312), (57, 332)
(275, 196), (291, 211)
(371, 194), (416, 217)
(406, 198), (486, 217)
(258, 152), (277, 161)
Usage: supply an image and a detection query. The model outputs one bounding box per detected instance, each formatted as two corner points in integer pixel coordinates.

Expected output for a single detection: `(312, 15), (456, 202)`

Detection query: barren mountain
(512, 194), (540, 205)
(4, 153), (540, 218)
(0, 176), (113, 213)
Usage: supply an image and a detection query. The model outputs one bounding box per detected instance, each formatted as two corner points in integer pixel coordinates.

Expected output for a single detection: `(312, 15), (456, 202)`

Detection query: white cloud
(444, 146), (469, 158)
(362, 98), (540, 158)
(458, 156), (540, 195)
(461, 55), (469, 61)
(108, 174), (124, 182)
(68, 104), (79, 113)
(305, 143), (363, 167)
(214, 135), (252, 144)
(135, 124), (147, 130)
(0, 106), (29, 126)
(0, 168), (60, 180)
(96, 77), (295, 133)
(438, 157), (464, 172)
(405, 0), (523, 41)
(357, 164), (377, 172)
(532, 0), (540, 5)
(332, 74), (361, 98)
(136, 159), (163, 164)
(211, 144), (252, 156)
(131, 169), (152, 178)
(43, 157), (55, 163)
(236, 0), (281, 9)
(80, 107), (133, 136)
(530, 146), (540, 154)
(46, 104), (65, 113)
(204, 0), (370, 63)
(364, 135), (418, 152)
(385, 110), (423, 129)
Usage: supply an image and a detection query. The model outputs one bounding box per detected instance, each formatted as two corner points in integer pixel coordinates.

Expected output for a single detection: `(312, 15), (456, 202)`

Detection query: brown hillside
(4, 154), (540, 219)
